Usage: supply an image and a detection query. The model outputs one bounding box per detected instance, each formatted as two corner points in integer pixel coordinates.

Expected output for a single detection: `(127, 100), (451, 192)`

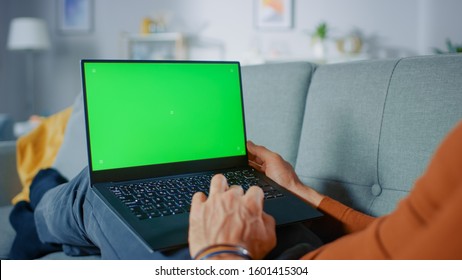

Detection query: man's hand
(247, 140), (302, 192)
(188, 174), (276, 260)
(247, 141), (324, 208)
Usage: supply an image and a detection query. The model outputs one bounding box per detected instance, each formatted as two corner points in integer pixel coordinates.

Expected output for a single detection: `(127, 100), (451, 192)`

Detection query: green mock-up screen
(83, 62), (246, 171)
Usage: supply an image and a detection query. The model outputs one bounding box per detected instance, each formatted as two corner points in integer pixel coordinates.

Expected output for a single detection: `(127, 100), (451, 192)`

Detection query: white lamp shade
(7, 17), (51, 50)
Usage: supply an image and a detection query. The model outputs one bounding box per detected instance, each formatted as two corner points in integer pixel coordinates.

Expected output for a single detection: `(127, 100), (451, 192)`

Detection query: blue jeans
(35, 167), (321, 259)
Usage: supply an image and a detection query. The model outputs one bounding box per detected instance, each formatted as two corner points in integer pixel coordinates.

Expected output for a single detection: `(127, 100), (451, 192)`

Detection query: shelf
(121, 32), (187, 60)
(262, 53), (371, 65)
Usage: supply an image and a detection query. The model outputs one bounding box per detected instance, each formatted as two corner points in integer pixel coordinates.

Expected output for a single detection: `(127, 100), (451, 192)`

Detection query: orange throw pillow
(12, 108), (72, 204)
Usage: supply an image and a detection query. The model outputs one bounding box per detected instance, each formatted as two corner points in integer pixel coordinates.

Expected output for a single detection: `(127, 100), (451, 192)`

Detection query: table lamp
(7, 17), (51, 116)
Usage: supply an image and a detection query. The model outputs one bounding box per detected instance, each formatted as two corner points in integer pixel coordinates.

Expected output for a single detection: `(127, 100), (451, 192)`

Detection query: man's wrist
(292, 182), (324, 208)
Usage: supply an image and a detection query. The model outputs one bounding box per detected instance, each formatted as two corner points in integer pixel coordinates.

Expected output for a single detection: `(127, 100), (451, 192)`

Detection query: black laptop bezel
(81, 59), (249, 185)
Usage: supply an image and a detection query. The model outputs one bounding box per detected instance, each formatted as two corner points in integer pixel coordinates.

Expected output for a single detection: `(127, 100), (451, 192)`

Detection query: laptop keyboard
(108, 169), (284, 220)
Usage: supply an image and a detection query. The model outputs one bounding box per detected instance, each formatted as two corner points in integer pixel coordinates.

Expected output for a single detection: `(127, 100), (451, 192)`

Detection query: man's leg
(9, 169), (67, 259)
(35, 167), (190, 259)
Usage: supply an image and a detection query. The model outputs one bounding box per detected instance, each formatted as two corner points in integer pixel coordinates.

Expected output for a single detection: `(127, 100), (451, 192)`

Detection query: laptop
(81, 59), (322, 252)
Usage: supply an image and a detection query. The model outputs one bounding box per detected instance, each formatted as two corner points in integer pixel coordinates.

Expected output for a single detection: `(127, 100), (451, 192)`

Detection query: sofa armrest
(0, 141), (22, 206)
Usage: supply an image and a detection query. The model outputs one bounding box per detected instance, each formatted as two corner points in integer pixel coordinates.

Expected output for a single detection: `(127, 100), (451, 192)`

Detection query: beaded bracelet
(193, 244), (252, 260)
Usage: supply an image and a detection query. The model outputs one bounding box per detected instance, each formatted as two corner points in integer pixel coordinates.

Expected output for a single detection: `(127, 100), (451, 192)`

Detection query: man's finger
(228, 185), (244, 196)
(243, 186), (265, 214)
(262, 212), (276, 228)
(249, 159), (263, 171)
(247, 141), (268, 164)
(208, 174), (229, 197)
(245, 186), (264, 202)
(190, 192), (207, 214)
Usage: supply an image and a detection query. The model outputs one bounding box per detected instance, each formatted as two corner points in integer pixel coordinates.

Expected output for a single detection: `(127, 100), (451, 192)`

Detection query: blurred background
(0, 0), (461, 127)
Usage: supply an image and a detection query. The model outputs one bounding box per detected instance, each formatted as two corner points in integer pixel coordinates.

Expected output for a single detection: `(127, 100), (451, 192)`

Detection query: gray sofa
(1, 54), (461, 259)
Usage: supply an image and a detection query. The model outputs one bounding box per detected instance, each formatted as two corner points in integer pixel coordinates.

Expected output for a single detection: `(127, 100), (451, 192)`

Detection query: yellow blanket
(12, 108), (72, 204)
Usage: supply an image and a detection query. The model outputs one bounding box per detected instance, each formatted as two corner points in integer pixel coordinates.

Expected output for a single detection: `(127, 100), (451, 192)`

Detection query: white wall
(419, 0), (462, 54)
(1, 0), (461, 120)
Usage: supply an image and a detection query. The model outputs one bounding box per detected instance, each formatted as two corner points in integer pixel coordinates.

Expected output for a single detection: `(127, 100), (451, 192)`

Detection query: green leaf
(446, 39), (456, 53)
(314, 22), (328, 40)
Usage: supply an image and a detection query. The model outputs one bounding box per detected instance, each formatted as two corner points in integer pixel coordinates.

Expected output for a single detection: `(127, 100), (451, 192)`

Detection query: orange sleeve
(301, 120), (462, 259)
(317, 196), (375, 233)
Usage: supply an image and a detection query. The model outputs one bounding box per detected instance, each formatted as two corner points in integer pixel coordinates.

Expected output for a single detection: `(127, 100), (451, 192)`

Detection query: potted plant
(434, 39), (462, 54)
(310, 22), (329, 60)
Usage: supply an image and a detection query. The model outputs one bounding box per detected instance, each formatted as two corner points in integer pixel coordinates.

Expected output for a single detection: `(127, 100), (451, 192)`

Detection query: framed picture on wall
(255, 0), (293, 29)
(58, 0), (93, 33)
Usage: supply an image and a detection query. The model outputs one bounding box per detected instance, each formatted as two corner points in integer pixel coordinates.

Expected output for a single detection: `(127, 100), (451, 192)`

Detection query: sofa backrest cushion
(241, 62), (315, 166)
(0, 142), (22, 206)
(52, 94), (88, 180)
(0, 114), (14, 141)
(376, 55), (462, 213)
(296, 54), (462, 216)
